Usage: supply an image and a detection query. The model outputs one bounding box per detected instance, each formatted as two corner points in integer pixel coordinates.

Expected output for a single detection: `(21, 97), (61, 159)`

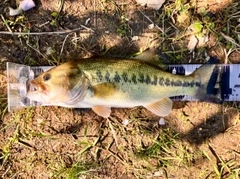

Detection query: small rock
(172, 68), (176, 74)
(136, 0), (166, 10)
(85, 18), (90, 25)
(132, 36), (139, 41)
(187, 35), (198, 52)
(20, 0), (36, 11)
(9, 0), (35, 16)
(159, 118), (165, 125)
(154, 170), (163, 176)
(122, 119), (129, 126)
(148, 24), (154, 29)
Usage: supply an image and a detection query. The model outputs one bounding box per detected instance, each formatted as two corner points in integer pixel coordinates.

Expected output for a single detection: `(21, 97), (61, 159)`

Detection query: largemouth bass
(27, 50), (221, 117)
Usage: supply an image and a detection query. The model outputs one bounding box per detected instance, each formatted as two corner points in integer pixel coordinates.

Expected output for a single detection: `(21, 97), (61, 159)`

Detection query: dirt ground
(0, 0), (240, 178)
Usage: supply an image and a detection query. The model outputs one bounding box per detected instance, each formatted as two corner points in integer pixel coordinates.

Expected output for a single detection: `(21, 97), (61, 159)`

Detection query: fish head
(28, 62), (88, 104)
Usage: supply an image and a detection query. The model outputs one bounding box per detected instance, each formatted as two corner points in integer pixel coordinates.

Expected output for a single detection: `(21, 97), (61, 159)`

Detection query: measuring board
(6, 62), (240, 112)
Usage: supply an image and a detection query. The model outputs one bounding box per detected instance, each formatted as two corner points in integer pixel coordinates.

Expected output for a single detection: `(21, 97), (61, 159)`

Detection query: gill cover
(66, 72), (89, 105)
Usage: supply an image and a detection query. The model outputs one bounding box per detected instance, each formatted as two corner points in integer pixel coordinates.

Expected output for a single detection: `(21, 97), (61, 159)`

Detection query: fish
(27, 49), (221, 118)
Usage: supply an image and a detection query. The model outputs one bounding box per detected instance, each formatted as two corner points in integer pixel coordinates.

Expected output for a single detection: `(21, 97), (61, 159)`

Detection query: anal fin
(92, 106), (111, 118)
(144, 97), (173, 116)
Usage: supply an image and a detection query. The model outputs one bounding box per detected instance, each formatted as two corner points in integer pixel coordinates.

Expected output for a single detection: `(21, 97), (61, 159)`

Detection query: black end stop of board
(205, 56), (223, 103)
(207, 56), (221, 64)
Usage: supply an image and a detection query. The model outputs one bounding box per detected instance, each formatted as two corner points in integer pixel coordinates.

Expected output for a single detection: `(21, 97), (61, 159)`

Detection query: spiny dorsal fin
(92, 106), (111, 118)
(133, 48), (167, 70)
(144, 97), (173, 116)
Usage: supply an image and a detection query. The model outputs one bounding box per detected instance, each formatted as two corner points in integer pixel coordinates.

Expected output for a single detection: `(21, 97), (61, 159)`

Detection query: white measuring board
(6, 62), (240, 112)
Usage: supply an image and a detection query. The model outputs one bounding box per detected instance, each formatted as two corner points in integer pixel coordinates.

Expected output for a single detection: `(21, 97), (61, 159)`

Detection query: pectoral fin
(144, 97), (173, 116)
(92, 106), (111, 118)
(92, 82), (119, 98)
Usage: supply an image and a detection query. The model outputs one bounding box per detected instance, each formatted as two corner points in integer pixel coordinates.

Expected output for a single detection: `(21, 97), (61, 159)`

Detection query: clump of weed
(203, 148), (240, 178)
(117, 15), (130, 37)
(56, 161), (97, 179)
(136, 128), (177, 164)
(164, 0), (192, 28)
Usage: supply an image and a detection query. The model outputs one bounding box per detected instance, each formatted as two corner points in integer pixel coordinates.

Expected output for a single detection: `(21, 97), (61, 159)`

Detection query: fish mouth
(26, 80), (51, 104)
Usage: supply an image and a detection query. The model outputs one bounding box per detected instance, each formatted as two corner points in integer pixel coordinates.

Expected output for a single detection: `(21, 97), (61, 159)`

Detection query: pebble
(159, 118), (165, 125)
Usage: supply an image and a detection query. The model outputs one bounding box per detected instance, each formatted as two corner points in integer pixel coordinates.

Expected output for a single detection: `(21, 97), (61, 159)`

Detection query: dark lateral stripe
(96, 70), (103, 81)
(182, 80), (195, 87)
(160, 78), (198, 87)
(159, 77), (164, 86)
(151, 75), (158, 85)
(171, 80), (182, 86)
(96, 71), (199, 88)
(138, 73), (144, 83)
(105, 71), (111, 82)
(132, 74), (137, 84)
(145, 75), (151, 84)
(121, 72), (129, 83)
(165, 78), (170, 86)
(113, 72), (121, 82)
(196, 82), (201, 87)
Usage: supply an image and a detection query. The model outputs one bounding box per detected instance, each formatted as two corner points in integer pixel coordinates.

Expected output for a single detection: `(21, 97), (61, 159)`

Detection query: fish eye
(43, 73), (51, 81)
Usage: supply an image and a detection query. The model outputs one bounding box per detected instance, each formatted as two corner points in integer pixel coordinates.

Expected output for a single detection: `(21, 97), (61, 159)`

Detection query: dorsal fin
(133, 48), (168, 70)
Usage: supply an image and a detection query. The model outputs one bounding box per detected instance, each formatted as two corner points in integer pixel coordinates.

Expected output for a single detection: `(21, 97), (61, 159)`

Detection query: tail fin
(192, 57), (222, 103)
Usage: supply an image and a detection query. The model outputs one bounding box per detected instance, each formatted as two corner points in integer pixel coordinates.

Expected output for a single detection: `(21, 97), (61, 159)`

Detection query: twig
(233, 150), (240, 157)
(80, 24), (95, 32)
(221, 104), (226, 131)
(2, 166), (11, 178)
(0, 26), (94, 35)
(1, 14), (12, 33)
(38, 21), (50, 27)
(94, 0), (97, 27)
(26, 39), (49, 60)
(60, 32), (73, 56)
(98, 147), (129, 166)
(58, 0), (64, 13)
(223, 48), (235, 64)
(220, 32), (240, 48)
(137, 7), (163, 33)
(107, 118), (119, 147)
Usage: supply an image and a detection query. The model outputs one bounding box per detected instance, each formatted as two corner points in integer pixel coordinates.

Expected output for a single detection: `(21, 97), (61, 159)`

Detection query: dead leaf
(187, 34), (209, 52)
(187, 35), (199, 52)
(19, 0), (36, 11)
(136, 0), (166, 10)
(196, 33), (209, 48)
(9, 0), (35, 16)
